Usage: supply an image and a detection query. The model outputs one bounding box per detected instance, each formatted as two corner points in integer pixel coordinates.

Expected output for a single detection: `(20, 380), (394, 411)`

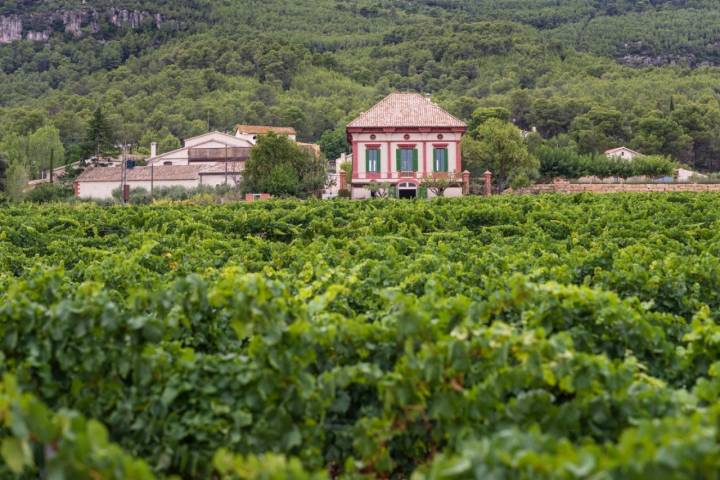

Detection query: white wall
(606, 148), (640, 161)
(200, 174), (243, 187)
(77, 179), (200, 199)
(149, 132), (253, 166)
(352, 186), (371, 199)
(427, 187), (463, 198)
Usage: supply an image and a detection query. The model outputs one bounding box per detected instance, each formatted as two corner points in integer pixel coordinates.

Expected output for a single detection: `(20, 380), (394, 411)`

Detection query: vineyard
(3, 194), (720, 478)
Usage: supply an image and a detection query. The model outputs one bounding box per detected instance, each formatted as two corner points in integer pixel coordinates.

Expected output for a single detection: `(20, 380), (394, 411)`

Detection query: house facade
(148, 131), (253, 167)
(605, 147), (642, 161)
(346, 93), (467, 198)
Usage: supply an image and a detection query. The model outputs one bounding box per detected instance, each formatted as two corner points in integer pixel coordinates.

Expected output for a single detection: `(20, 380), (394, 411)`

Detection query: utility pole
(120, 142), (127, 204)
(49, 149), (54, 184)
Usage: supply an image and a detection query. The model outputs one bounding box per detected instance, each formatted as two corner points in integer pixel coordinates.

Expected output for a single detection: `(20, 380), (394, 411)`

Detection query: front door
(397, 182), (417, 199)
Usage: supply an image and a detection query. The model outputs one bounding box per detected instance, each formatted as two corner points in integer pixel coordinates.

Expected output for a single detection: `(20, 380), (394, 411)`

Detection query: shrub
(26, 183), (74, 203)
(111, 186), (152, 205)
(537, 146), (676, 179)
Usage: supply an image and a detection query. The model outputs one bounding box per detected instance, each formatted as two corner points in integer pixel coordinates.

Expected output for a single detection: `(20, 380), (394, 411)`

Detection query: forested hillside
(2, 0), (720, 169)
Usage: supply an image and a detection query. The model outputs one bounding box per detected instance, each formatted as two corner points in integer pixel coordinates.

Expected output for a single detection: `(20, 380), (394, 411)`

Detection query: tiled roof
(76, 165), (209, 182)
(348, 93), (467, 128)
(235, 125), (297, 135)
(197, 163), (244, 174)
(297, 142), (321, 155)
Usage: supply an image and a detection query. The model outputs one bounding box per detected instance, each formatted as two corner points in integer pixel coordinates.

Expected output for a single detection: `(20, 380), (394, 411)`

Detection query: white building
(322, 153), (349, 199)
(148, 131), (253, 167)
(605, 147), (643, 161)
(74, 164), (239, 199)
(75, 128), (321, 200)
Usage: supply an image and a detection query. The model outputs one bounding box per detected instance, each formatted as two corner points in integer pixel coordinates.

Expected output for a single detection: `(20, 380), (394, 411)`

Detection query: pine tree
(81, 107), (117, 161)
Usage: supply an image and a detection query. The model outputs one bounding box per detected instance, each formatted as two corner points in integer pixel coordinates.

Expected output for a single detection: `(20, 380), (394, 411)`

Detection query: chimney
(150, 142), (157, 158)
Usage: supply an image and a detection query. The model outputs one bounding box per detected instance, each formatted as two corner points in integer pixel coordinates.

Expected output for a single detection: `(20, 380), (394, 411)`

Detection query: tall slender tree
(81, 108), (117, 161)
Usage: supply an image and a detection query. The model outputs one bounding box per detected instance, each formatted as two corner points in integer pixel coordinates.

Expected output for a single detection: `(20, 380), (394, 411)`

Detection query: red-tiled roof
(348, 93), (467, 129)
(235, 125), (297, 135)
(76, 165), (241, 182)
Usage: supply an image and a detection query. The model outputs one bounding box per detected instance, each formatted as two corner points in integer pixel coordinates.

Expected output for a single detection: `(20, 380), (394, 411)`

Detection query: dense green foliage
(536, 146), (676, 180)
(243, 132), (328, 197)
(462, 118), (539, 190)
(3, 0), (720, 175)
(3, 195), (720, 477)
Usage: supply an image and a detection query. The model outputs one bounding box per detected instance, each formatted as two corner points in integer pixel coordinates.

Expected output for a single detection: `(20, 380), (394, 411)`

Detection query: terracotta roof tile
(235, 125), (297, 135)
(197, 163), (243, 174)
(76, 165), (208, 182)
(348, 93), (467, 129)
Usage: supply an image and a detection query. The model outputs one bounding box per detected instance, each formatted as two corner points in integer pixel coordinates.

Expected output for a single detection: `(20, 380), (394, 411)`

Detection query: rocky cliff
(0, 15), (23, 43)
(0, 8), (163, 44)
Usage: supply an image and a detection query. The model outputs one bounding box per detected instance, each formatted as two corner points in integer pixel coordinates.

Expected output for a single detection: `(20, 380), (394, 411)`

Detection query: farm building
(75, 127), (318, 199)
(605, 146), (643, 160)
(345, 93), (467, 199)
(148, 131), (253, 167)
(73, 163), (241, 199)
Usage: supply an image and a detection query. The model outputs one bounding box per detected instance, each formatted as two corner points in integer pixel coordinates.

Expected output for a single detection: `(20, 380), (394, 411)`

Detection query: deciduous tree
(5, 162), (28, 202)
(463, 119), (538, 192)
(243, 132), (327, 197)
(28, 126), (65, 179)
(319, 128), (348, 161)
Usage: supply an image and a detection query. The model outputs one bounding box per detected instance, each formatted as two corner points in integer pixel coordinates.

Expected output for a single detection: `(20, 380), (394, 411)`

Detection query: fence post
(483, 170), (493, 196)
(462, 170), (471, 195)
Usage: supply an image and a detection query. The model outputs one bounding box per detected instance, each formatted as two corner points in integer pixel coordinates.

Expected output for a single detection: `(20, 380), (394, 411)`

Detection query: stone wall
(507, 180), (720, 195)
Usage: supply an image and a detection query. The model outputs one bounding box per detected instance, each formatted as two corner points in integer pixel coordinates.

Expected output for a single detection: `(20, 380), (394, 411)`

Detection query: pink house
(346, 93), (467, 198)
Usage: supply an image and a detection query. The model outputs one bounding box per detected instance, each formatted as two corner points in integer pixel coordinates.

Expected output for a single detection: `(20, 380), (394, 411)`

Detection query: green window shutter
(433, 148), (438, 172)
(396, 148), (401, 172)
(443, 149), (449, 172)
(365, 149), (370, 173)
(412, 149), (418, 171)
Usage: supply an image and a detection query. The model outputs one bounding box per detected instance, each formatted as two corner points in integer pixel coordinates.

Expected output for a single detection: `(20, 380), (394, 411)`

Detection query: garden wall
(507, 180), (720, 194)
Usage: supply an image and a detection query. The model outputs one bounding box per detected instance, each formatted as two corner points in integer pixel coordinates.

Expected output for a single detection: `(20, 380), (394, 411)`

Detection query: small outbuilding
(604, 147), (643, 160)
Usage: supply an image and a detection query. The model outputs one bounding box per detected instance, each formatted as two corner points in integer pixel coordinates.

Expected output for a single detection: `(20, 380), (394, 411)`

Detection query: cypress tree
(82, 107), (117, 161)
